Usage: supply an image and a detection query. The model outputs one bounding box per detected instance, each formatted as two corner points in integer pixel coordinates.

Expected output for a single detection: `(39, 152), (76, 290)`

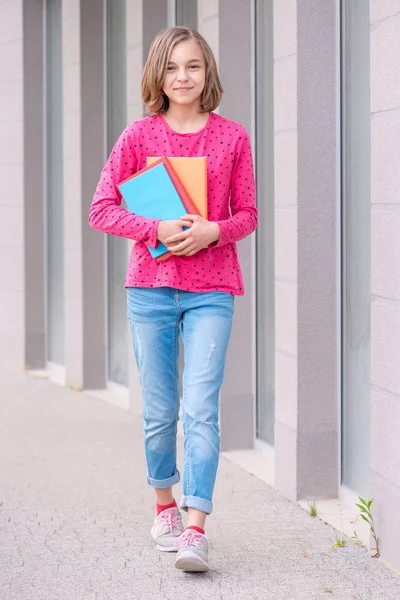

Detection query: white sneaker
(174, 529), (209, 572)
(151, 507), (184, 552)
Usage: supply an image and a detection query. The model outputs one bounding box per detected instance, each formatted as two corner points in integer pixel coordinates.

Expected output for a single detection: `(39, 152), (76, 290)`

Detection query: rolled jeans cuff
(180, 495), (213, 515)
(147, 470), (180, 489)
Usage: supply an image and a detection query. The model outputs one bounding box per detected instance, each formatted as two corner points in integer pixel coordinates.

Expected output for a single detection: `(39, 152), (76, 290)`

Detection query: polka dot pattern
(88, 112), (258, 296)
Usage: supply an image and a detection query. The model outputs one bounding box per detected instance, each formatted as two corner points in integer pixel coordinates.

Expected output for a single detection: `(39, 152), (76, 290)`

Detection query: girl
(89, 26), (257, 573)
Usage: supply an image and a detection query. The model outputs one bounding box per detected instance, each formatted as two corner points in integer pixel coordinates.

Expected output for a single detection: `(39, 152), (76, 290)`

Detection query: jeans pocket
(126, 286), (166, 319)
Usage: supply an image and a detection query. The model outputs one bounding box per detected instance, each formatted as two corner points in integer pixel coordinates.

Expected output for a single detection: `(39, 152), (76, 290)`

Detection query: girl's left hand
(165, 214), (220, 256)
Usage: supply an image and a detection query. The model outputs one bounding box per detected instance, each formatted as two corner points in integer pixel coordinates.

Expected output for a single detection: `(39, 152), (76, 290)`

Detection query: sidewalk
(0, 369), (399, 600)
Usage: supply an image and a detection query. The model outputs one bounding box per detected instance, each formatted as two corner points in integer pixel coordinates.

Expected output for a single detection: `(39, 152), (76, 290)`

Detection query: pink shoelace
(159, 509), (183, 537)
(174, 529), (203, 549)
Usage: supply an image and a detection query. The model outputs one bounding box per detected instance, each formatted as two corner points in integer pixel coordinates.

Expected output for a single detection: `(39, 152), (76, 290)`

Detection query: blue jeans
(127, 287), (234, 515)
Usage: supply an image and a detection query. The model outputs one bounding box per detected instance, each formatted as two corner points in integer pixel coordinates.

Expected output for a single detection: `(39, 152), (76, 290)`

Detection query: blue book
(117, 157), (199, 259)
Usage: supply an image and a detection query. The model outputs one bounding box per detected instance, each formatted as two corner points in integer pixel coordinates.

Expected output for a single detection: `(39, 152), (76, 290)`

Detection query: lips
(174, 87), (194, 91)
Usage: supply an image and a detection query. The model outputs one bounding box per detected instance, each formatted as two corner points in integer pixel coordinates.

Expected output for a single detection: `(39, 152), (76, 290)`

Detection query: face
(162, 39), (206, 110)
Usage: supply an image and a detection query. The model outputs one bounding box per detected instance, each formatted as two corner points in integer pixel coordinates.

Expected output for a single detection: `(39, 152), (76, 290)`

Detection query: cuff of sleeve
(215, 221), (227, 247)
(148, 220), (160, 249)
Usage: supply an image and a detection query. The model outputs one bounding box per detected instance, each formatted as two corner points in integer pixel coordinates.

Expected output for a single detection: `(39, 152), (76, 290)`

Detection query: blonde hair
(141, 27), (223, 114)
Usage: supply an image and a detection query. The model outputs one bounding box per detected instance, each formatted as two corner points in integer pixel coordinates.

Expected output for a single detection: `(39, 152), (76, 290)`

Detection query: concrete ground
(1, 369), (399, 600)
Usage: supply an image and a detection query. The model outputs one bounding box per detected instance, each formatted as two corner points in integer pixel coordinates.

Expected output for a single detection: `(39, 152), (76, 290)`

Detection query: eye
(189, 65), (200, 70)
(166, 65), (176, 72)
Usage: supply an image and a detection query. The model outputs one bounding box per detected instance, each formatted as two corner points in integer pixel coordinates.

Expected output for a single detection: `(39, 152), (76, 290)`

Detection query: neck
(164, 103), (209, 133)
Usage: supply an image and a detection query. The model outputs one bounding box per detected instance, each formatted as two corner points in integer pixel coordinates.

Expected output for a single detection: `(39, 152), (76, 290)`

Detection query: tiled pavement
(1, 369), (400, 600)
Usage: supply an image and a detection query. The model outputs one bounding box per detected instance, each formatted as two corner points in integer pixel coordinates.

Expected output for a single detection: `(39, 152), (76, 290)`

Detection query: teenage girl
(89, 26), (257, 573)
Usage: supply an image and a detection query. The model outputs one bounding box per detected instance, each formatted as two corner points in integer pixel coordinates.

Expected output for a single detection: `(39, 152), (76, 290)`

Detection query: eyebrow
(167, 58), (202, 65)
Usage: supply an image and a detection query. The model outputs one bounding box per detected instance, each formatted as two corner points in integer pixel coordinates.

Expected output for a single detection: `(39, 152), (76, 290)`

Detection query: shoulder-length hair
(141, 27), (223, 114)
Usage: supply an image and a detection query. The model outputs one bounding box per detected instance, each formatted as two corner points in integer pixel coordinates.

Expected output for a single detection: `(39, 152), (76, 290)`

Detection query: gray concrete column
(62, 0), (106, 390)
(274, 0), (339, 501)
(0, 0), (24, 370)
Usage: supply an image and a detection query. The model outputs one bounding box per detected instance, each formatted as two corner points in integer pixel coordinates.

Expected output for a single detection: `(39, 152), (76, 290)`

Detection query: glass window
(106, 0), (128, 386)
(254, 0), (275, 444)
(167, 0), (176, 27)
(177, 0), (197, 29)
(168, 0), (197, 28)
(340, 0), (371, 496)
(46, 0), (64, 365)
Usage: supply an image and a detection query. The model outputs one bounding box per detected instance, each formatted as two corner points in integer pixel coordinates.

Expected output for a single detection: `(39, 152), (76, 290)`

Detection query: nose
(177, 67), (189, 82)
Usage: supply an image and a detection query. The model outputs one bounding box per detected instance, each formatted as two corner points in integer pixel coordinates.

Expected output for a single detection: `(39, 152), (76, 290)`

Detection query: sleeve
(215, 128), (258, 247)
(88, 124), (160, 249)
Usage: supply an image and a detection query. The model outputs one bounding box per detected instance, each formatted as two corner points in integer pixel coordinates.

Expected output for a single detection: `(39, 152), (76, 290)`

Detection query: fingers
(171, 246), (198, 256)
(167, 239), (194, 254)
(167, 235), (200, 254)
(180, 214), (200, 222)
(165, 229), (191, 244)
(177, 217), (193, 226)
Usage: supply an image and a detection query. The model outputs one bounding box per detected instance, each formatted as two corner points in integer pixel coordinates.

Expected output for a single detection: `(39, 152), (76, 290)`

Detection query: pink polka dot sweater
(88, 112), (258, 295)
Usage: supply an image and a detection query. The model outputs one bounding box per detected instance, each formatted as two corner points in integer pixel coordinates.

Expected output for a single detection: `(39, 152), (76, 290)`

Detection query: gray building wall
(370, 0), (400, 571)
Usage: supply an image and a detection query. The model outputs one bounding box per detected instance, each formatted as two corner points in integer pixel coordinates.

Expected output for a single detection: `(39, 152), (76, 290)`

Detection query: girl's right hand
(157, 220), (184, 247)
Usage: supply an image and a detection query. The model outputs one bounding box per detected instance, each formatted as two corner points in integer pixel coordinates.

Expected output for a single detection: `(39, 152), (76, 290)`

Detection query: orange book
(147, 156), (207, 219)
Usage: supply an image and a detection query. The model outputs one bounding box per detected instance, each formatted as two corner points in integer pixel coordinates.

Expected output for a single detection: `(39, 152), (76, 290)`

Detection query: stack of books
(117, 157), (207, 261)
